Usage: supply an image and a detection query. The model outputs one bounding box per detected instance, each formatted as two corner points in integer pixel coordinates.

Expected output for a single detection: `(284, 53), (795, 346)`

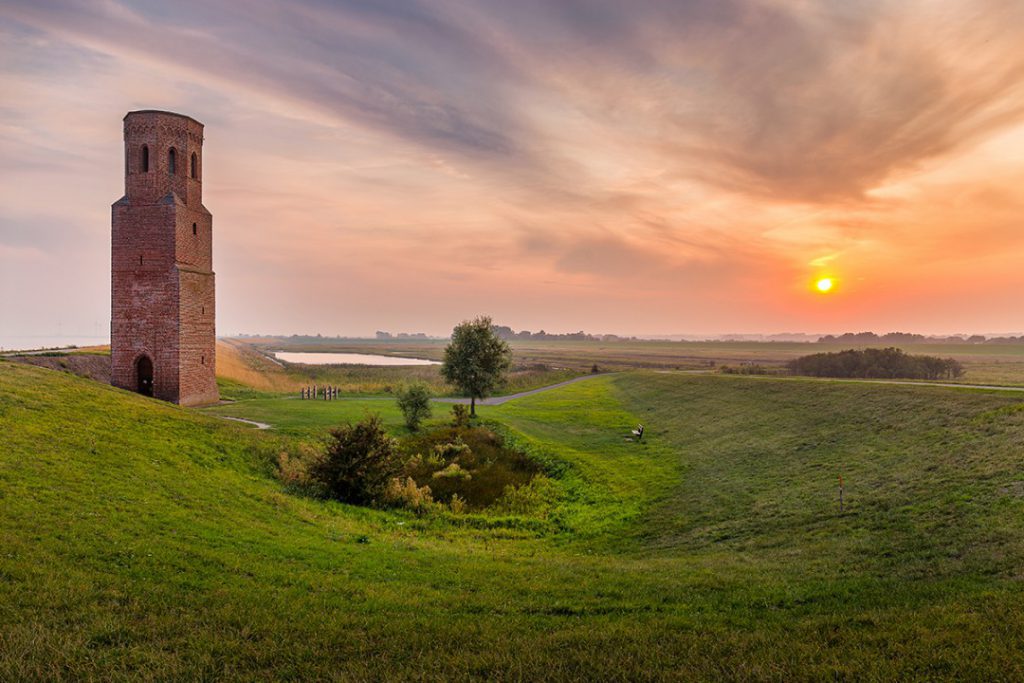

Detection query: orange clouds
(2, 0), (1024, 341)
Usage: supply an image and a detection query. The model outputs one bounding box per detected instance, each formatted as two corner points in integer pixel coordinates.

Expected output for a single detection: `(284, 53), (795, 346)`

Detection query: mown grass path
(437, 373), (608, 406)
(662, 369), (1024, 392)
(215, 415), (272, 429)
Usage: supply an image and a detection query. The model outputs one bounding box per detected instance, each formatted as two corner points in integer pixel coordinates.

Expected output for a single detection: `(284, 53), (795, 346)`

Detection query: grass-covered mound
(4, 361), (1024, 680)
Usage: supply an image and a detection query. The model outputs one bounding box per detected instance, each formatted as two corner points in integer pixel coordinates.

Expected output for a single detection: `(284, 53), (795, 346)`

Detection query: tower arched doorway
(136, 355), (154, 396)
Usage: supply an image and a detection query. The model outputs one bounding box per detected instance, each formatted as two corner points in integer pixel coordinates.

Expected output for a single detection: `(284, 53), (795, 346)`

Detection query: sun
(815, 277), (834, 293)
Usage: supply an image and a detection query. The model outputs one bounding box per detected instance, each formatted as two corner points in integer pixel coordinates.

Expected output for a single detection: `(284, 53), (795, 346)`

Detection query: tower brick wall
(111, 110), (218, 406)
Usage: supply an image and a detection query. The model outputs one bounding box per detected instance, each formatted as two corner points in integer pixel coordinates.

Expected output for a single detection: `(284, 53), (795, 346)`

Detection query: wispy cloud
(3, 0), (1024, 337)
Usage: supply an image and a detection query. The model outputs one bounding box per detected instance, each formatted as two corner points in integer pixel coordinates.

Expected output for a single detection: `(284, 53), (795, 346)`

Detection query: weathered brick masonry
(111, 110), (218, 406)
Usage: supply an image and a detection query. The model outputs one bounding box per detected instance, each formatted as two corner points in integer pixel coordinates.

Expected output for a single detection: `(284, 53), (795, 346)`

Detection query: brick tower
(111, 110), (218, 406)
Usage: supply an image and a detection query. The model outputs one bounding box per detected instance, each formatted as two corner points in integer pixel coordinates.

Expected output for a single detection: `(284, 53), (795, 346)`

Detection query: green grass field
(3, 360), (1024, 680)
(215, 338), (585, 399)
(247, 335), (1024, 386)
(207, 394), (413, 437)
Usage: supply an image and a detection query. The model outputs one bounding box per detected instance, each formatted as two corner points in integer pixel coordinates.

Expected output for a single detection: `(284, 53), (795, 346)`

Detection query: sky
(2, 0), (1024, 344)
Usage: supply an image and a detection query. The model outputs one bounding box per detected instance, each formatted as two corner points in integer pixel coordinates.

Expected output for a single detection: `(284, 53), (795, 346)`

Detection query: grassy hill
(3, 361), (1024, 680)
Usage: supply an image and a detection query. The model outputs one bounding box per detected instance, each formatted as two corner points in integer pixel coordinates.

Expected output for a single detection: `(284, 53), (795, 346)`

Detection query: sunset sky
(2, 0), (1024, 344)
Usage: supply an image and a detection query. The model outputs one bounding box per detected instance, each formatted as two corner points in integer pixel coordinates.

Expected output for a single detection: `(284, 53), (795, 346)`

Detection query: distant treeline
(490, 326), (636, 342)
(375, 331), (430, 340)
(789, 347), (964, 380)
(818, 332), (1023, 344)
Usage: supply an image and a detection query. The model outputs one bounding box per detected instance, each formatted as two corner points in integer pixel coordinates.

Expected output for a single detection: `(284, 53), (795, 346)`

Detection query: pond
(272, 351), (440, 366)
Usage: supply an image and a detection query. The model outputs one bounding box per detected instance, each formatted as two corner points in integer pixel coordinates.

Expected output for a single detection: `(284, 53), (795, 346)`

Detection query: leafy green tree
(441, 316), (512, 416)
(308, 415), (401, 505)
(396, 382), (432, 431)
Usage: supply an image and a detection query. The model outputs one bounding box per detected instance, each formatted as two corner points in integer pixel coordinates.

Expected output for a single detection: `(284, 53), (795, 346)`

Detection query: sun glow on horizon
(816, 277), (834, 293)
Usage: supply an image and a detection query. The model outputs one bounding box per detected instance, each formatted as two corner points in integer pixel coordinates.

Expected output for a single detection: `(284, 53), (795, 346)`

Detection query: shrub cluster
(450, 404), (471, 428)
(401, 421), (540, 510)
(275, 407), (541, 516)
(787, 347), (964, 380)
(720, 363), (772, 375)
(382, 476), (435, 514)
(307, 415), (402, 505)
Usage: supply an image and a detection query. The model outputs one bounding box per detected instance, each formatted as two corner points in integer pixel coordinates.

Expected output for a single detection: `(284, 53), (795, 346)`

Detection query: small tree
(308, 415), (401, 505)
(450, 404), (470, 429)
(441, 316), (512, 416)
(396, 382), (432, 431)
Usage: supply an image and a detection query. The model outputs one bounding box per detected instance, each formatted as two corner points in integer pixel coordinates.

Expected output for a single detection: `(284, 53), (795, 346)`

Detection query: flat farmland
(240, 336), (1024, 386)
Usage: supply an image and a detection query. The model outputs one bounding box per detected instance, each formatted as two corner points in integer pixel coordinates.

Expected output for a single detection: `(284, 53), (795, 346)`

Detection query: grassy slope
(3, 361), (1024, 680)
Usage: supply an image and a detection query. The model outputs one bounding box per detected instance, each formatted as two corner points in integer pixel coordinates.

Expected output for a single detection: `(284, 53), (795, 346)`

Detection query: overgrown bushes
(720, 363), (772, 375)
(382, 476), (435, 513)
(276, 408), (542, 515)
(400, 423), (540, 509)
(307, 415), (402, 505)
(788, 347), (964, 380)
(450, 404), (470, 428)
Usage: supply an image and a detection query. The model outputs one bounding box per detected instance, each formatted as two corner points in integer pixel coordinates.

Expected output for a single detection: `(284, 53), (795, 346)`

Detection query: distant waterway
(273, 351), (440, 366)
(0, 335), (108, 353)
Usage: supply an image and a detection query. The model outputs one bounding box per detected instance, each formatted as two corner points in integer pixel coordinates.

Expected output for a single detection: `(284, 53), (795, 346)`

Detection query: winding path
(216, 415), (272, 430)
(433, 373), (608, 406)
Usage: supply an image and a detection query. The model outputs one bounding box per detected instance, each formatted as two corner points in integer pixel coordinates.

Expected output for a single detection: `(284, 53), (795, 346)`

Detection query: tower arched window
(141, 145), (149, 172)
(168, 148), (177, 175)
(190, 152), (198, 179)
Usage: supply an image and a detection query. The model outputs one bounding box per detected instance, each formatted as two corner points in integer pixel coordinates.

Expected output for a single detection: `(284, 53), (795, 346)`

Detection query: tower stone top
(124, 109), (204, 126)
(123, 109), (205, 208)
